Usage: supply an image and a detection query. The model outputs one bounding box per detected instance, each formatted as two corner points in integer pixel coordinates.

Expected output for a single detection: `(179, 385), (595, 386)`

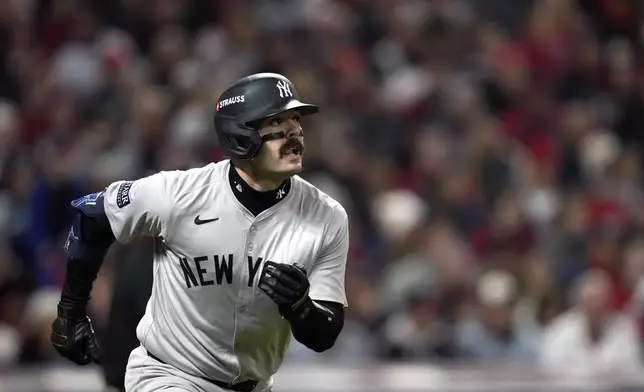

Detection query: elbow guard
(291, 300), (345, 353)
(60, 191), (115, 307)
(312, 301), (345, 352)
(64, 191), (115, 261)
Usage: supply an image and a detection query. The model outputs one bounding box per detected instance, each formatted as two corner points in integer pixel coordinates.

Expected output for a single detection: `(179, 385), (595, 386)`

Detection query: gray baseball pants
(124, 346), (272, 392)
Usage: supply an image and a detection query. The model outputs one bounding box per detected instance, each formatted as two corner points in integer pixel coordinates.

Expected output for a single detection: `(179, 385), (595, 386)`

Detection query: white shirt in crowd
(539, 310), (642, 376)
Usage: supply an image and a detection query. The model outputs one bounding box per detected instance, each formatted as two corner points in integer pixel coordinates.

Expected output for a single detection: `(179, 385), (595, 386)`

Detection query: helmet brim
(283, 100), (319, 116)
(253, 100), (319, 121)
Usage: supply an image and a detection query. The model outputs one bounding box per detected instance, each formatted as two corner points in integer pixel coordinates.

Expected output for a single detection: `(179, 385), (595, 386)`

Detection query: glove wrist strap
(283, 296), (314, 321)
(57, 302), (87, 319)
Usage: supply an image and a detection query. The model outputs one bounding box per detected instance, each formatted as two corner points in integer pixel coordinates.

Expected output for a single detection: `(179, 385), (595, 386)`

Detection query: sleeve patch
(116, 181), (133, 209)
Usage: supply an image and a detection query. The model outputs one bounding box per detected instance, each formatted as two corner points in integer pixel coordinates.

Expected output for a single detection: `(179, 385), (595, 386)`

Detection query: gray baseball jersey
(102, 159), (349, 385)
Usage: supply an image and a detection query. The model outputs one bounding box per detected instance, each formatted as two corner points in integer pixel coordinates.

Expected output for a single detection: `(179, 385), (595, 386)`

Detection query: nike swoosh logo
(194, 215), (219, 225)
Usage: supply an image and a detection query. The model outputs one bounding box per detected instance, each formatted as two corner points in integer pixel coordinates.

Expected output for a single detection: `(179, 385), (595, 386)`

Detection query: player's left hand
(259, 261), (313, 320)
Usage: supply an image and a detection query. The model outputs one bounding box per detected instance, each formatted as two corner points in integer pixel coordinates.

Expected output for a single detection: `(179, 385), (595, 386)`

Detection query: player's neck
(234, 166), (285, 192)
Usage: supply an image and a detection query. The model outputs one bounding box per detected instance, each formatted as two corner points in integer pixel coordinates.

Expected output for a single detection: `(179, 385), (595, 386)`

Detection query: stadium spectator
(539, 269), (642, 375)
(456, 270), (540, 362)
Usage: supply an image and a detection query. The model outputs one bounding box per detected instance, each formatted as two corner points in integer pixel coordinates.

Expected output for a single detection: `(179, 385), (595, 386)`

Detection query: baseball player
(50, 73), (349, 392)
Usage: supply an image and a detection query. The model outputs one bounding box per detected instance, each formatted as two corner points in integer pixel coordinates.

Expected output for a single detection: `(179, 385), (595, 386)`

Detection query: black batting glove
(259, 261), (314, 320)
(51, 302), (101, 366)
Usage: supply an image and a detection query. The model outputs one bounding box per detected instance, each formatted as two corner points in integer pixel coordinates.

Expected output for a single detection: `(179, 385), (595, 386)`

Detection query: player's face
(253, 109), (305, 177)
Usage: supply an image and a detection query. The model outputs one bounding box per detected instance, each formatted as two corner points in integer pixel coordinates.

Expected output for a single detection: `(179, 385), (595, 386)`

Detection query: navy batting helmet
(214, 73), (319, 160)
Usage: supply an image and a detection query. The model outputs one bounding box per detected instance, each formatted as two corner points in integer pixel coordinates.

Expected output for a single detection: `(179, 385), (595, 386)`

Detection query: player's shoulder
(291, 175), (348, 223)
(156, 160), (227, 195)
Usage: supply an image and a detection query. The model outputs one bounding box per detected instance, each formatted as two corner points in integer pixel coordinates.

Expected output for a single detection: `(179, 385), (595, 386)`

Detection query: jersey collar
(228, 163), (292, 217)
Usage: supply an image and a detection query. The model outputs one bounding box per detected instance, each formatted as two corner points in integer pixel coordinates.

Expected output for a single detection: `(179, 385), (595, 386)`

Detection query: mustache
(279, 138), (305, 156)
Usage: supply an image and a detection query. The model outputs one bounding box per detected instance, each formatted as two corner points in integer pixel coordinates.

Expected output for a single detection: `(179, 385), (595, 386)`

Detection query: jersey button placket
(235, 223), (255, 366)
(243, 225), (255, 307)
(247, 224), (257, 252)
(233, 226), (252, 372)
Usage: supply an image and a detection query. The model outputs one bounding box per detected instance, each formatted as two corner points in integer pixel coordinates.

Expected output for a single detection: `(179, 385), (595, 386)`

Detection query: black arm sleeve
(61, 193), (115, 308)
(289, 299), (345, 353)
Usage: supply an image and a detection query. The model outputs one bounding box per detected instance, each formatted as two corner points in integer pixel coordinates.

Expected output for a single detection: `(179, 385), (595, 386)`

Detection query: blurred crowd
(1, 0), (644, 378)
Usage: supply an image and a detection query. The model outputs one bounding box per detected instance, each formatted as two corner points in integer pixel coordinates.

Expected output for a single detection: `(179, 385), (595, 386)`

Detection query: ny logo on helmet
(276, 80), (293, 98)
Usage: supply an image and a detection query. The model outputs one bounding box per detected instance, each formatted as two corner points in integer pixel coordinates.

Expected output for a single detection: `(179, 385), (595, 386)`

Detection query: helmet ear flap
(239, 124), (263, 159)
(215, 116), (263, 160)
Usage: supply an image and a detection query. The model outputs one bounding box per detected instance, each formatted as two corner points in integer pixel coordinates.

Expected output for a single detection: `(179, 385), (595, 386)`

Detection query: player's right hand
(50, 303), (101, 365)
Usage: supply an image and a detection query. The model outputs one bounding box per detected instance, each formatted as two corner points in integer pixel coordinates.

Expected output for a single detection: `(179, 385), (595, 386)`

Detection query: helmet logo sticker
(276, 80), (293, 98)
(216, 95), (245, 111)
